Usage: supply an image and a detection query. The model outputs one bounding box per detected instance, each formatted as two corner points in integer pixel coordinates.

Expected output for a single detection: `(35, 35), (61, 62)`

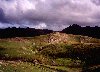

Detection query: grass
(54, 58), (82, 67)
(40, 64), (82, 72)
(0, 32), (100, 72)
(0, 40), (35, 61)
(0, 60), (56, 72)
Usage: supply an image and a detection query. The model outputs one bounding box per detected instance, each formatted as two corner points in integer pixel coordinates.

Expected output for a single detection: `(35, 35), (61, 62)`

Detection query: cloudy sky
(0, 0), (100, 31)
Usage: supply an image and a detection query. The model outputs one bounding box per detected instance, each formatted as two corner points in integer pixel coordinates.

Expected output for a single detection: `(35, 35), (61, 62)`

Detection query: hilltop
(33, 32), (100, 44)
(0, 32), (100, 72)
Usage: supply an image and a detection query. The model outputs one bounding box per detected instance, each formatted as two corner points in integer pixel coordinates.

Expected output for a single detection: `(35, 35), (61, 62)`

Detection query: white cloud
(0, 22), (20, 28)
(34, 23), (47, 29)
(40, 0), (46, 2)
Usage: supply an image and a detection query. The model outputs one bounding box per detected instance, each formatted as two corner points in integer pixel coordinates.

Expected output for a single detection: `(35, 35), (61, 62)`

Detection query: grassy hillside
(0, 32), (100, 72)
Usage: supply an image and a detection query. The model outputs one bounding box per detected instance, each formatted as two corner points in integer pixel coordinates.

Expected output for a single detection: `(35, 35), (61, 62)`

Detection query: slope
(0, 32), (100, 72)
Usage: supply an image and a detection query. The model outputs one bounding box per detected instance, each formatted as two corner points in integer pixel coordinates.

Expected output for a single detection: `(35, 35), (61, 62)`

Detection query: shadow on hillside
(40, 44), (100, 72)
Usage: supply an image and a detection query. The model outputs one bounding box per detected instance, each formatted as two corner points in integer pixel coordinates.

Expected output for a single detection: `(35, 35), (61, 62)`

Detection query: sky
(0, 0), (100, 31)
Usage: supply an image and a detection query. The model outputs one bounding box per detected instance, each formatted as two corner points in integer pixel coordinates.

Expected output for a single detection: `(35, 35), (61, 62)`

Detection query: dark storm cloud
(0, 0), (100, 31)
(91, 0), (100, 5)
(0, 8), (8, 23)
(0, 8), (5, 22)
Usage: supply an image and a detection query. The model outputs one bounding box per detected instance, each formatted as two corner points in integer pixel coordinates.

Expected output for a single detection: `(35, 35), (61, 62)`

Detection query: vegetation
(0, 32), (100, 72)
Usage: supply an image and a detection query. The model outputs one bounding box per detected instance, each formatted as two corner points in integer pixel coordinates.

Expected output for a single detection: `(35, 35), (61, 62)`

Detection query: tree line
(0, 24), (100, 38)
(0, 27), (53, 38)
(61, 24), (100, 39)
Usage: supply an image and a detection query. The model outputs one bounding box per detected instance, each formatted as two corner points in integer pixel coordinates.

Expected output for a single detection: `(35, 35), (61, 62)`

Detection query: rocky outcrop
(47, 32), (100, 44)
(48, 32), (69, 44)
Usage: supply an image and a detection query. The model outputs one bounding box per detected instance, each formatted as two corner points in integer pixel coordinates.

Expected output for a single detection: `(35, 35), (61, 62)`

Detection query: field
(0, 32), (100, 72)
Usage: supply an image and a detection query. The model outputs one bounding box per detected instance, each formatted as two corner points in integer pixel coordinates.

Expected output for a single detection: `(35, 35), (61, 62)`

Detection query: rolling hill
(0, 32), (100, 72)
